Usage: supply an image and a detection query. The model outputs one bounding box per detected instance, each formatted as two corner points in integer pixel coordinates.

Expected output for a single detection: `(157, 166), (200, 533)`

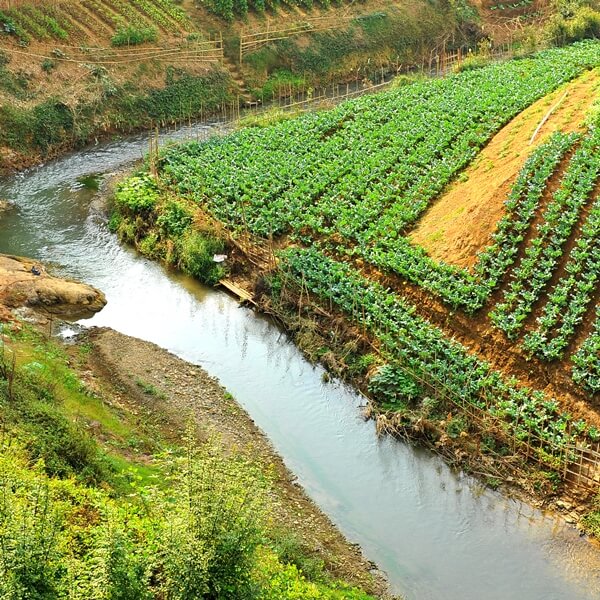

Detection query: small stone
(564, 515), (577, 524)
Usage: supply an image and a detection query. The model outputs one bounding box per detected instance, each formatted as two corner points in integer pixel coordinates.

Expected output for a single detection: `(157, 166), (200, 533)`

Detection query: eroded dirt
(410, 68), (600, 268)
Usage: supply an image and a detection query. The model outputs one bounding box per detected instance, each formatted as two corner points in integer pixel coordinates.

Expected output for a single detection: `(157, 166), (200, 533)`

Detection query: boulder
(0, 199), (16, 216)
(0, 254), (106, 320)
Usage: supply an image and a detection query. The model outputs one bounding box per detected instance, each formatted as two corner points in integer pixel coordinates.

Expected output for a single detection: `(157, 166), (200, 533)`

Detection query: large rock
(0, 199), (15, 217)
(0, 254), (106, 320)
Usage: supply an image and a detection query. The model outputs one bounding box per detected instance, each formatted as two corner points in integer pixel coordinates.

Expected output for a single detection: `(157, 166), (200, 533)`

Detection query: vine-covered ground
(114, 40), (600, 499)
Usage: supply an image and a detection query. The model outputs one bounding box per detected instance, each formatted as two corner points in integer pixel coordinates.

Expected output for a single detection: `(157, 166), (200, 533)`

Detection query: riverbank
(0, 257), (390, 597)
(81, 326), (390, 595)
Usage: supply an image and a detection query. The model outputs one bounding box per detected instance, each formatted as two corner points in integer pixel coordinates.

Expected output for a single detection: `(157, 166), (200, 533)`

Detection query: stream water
(2, 126), (600, 599)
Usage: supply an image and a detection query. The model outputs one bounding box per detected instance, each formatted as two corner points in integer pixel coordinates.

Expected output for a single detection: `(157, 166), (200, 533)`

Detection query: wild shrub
(368, 364), (424, 408)
(176, 230), (225, 285)
(546, 1), (600, 44)
(32, 100), (74, 151)
(157, 200), (193, 236)
(114, 175), (160, 215)
(0, 356), (114, 485)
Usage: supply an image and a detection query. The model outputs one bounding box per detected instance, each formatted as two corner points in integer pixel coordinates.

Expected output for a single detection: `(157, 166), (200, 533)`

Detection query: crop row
(128, 0), (183, 33)
(279, 247), (596, 461)
(572, 307), (600, 393)
(5, 6), (68, 42)
(363, 131), (579, 312)
(489, 0), (533, 10)
(82, 0), (122, 29)
(523, 191), (600, 361)
(158, 41), (600, 244)
(490, 127), (600, 340)
(0, 10), (32, 44)
(0, 0), (189, 43)
(204, 0), (345, 21)
(147, 0), (190, 24)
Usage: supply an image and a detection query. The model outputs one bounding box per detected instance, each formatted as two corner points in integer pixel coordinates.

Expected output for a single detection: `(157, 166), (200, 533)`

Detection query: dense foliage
(546, 0), (600, 46)
(0, 332), (376, 599)
(112, 176), (227, 285)
(0, 69), (232, 157)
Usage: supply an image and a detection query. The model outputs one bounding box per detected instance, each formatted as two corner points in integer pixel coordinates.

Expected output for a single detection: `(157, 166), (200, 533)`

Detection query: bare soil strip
(410, 68), (600, 268)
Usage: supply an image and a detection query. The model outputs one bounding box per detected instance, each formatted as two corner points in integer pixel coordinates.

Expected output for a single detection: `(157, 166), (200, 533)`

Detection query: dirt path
(410, 68), (600, 268)
(82, 327), (391, 598)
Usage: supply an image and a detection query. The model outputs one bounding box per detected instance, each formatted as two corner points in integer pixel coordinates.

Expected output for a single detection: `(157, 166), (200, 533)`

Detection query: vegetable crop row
(0, 0), (188, 43)
(130, 0), (178, 32)
(279, 247), (595, 461)
(490, 127), (600, 339)
(523, 191), (600, 361)
(572, 307), (600, 393)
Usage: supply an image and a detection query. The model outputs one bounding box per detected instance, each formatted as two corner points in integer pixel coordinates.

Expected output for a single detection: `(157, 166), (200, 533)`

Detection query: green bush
(176, 230), (225, 285)
(546, 4), (600, 45)
(114, 176), (160, 215)
(111, 25), (158, 47)
(368, 364), (423, 408)
(582, 494), (600, 537)
(156, 439), (269, 598)
(255, 70), (306, 100)
(0, 67), (29, 100)
(41, 58), (57, 73)
(32, 100), (74, 150)
(454, 53), (491, 72)
(0, 334), (376, 599)
(157, 200), (193, 236)
(0, 357), (114, 485)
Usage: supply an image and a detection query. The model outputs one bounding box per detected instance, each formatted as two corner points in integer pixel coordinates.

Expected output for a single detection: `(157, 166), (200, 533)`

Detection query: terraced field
(0, 0), (192, 46)
(117, 40), (600, 485)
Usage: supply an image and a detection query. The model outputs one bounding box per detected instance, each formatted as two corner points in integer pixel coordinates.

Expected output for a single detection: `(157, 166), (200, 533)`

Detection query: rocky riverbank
(0, 257), (391, 597)
(0, 254), (106, 322)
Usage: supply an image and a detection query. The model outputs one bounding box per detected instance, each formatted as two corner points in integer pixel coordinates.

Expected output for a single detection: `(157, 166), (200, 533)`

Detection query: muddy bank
(79, 326), (390, 597)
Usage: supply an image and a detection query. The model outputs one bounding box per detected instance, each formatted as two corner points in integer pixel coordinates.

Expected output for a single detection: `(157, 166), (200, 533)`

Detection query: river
(1, 125), (600, 599)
